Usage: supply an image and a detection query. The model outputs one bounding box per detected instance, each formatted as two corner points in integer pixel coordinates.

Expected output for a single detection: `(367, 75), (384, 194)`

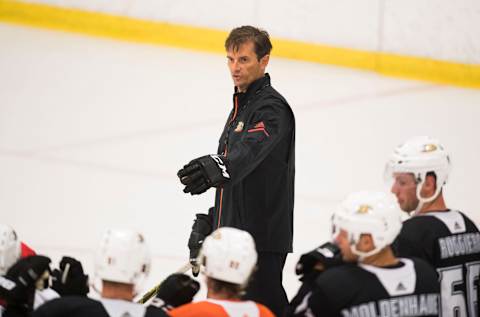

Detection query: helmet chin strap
(412, 176), (442, 216)
(349, 235), (383, 262)
(351, 246), (380, 262)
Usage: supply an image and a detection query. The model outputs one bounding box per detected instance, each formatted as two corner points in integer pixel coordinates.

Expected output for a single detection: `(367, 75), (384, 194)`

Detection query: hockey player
(287, 241), (344, 316)
(290, 191), (440, 317)
(386, 136), (480, 316)
(0, 225), (22, 277)
(160, 227), (274, 317)
(0, 224), (61, 312)
(33, 229), (169, 317)
(177, 25), (295, 317)
(0, 255), (52, 317)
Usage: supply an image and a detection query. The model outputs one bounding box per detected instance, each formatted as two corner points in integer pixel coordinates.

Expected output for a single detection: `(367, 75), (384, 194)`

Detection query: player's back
(168, 299), (274, 317)
(33, 296), (168, 317)
(393, 210), (480, 316)
(306, 258), (440, 317)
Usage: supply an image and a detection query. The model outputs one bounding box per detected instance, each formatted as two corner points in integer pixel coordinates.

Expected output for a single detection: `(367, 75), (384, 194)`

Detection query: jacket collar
(234, 73), (271, 104)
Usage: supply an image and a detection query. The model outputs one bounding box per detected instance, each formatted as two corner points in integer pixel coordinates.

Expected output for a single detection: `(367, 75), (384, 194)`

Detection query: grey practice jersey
(393, 210), (480, 317)
(295, 258), (440, 317)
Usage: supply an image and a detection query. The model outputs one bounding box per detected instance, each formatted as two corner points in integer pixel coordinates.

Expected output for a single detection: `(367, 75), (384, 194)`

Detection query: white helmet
(199, 227), (257, 285)
(94, 229), (150, 290)
(385, 136), (451, 214)
(332, 191), (403, 260)
(0, 224), (21, 275)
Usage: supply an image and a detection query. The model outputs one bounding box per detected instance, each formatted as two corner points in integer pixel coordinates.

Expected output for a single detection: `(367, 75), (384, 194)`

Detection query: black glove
(178, 154), (230, 195)
(295, 242), (343, 279)
(151, 274), (200, 310)
(188, 211), (213, 276)
(51, 256), (89, 296)
(0, 255), (51, 314)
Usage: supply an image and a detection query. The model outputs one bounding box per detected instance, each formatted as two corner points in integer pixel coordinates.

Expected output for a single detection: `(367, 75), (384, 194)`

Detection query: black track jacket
(213, 74), (295, 253)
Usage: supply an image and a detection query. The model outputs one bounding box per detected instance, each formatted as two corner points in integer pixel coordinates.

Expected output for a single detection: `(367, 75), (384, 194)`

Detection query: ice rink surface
(1, 23), (479, 300)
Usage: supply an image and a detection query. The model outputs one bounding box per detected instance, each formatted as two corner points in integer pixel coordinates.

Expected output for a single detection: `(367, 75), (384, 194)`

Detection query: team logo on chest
(234, 121), (244, 132)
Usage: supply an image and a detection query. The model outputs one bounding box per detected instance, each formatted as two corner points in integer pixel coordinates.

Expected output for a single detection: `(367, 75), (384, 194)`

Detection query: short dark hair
(207, 277), (244, 298)
(225, 25), (272, 60)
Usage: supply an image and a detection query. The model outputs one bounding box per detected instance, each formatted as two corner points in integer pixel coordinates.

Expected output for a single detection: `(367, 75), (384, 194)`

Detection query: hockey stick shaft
(137, 261), (192, 304)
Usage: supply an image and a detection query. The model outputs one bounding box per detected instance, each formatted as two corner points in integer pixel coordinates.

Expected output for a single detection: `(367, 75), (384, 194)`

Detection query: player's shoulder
(457, 210), (480, 231)
(403, 213), (440, 226)
(20, 242), (36, 257)
(315, 263), (368, 293)
(414, 210), (479, 234)
(254, 93), (293, 118)
(145, 305), (169, 317)
(168, 301), (227, 317)
(401, 210), (457, 235)
(265, 85), (289, 105)
(256, 302), (275, 317)
(38, 295), (100, 307)
(403, 257), (440, 292)
(407, 257), (438, 278)
(33, 296), (105, 317)
(396, 213), (450, 252)
(255, 85), (293, 116)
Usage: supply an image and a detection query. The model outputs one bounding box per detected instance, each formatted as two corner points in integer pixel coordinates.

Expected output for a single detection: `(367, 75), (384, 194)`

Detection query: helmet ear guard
(385, 136), (451, 215)
(332, 191), (403, 261)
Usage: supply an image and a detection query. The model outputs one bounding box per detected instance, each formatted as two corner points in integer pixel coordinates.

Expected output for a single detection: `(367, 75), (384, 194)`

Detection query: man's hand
(151, 274), (200, 310)
(188, 212), (213, 276)
(295, 242), (343, 278)
(51, 256), (89, 296)
(0, 255), (51, 313)
(178, 155), (230, 195)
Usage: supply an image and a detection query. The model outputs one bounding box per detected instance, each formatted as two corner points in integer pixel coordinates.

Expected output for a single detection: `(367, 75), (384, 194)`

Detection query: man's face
(227, 41), (269, 92)
(334, 229), (358, 262)
(391, 173), (419, 212)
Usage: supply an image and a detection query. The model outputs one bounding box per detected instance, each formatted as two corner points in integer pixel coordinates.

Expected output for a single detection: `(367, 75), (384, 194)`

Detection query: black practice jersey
(393, 210), (480, 317)
(297, 258), (440, 317)
(33, 296), (168, 317)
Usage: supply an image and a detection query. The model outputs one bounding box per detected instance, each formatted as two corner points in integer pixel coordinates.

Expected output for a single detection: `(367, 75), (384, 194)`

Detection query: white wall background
(19, 0), (480, 64)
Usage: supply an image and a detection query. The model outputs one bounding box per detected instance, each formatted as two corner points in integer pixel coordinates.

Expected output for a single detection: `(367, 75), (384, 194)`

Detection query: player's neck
(207, 289), (241, 300)
(101, 281), (134, 301)
(418, 194), (447, 214)
(362, 247), (398, 267)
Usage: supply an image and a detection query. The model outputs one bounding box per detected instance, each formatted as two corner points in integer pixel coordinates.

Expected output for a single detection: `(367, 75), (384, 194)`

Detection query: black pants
(243, 252), (288, 317)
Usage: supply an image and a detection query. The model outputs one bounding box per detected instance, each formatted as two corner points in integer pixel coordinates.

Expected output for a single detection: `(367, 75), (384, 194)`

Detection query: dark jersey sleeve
(225, 100), (294, 186)
(287, 272), (321, 317)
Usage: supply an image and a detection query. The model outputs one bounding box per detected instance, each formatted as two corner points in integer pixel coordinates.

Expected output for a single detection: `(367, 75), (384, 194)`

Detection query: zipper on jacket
(229, 95), (239, 124)
(217, 145), (228, 228)
(216, 85), (268, 228)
